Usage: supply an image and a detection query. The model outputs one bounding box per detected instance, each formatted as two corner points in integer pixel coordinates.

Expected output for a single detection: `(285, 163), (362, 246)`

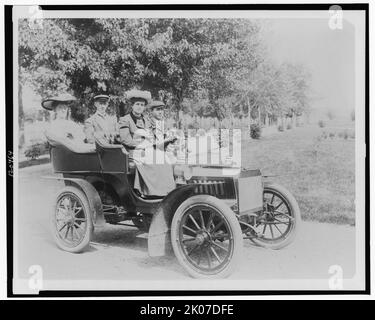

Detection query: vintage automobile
(45, 134), (301, 279)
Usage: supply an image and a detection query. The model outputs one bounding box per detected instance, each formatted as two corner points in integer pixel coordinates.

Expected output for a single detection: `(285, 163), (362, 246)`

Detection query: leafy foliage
(19, 18), (311, 125)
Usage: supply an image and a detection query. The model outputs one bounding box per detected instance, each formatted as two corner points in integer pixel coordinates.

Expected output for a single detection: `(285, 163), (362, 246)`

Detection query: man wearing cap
(84, 94), (119, 144)
(148, 100), (178, 162)
(149, 100), (167, 146)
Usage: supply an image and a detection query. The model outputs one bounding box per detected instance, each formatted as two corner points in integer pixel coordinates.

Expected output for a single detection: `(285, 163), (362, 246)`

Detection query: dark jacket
(119, 112), (150, 152)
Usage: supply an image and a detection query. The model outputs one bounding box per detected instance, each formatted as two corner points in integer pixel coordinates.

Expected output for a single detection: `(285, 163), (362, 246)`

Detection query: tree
(18, 18), (311, 127)
(196, 19), (262, 121)
(19, 18), (215, 122)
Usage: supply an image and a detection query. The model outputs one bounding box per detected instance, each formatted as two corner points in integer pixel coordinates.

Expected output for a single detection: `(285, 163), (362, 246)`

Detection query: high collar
(130, 112), (146, 128)
(130, 111), (143, 121)
(149, 116), (163, 126)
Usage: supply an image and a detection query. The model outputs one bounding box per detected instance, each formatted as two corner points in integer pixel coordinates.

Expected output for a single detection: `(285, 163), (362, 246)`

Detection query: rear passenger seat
(45, 131), (96, 153)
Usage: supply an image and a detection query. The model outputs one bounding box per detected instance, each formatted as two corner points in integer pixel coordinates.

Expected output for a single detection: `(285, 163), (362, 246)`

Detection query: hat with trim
(148, 100), (166, 110)
(93, 94), (110, 102)
(41, 93), (77, 111)
(125, 89), (151, 105)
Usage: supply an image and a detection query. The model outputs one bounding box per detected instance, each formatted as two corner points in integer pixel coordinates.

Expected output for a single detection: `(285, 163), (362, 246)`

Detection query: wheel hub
(195, 231), (210, 245)
(264, 204), (275, 221)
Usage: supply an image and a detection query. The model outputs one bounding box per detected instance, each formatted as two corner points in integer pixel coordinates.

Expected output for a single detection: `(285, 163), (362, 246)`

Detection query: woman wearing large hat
(119, 90), (176, 197)
(118, 89), (152, 150)
(42, 93), (94, 151)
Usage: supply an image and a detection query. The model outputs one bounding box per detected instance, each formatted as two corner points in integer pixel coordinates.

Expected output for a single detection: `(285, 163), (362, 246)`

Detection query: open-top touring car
(45, 134), (301, 278)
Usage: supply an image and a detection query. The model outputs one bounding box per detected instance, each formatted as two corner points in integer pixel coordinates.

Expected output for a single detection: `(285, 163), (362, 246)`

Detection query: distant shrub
(321, 131), (328, 139)
(196, 128), (206, 136)
(286, 124), (292, 130)
(318, 120), (325, 128)
(24, 144), (42, 160)
(335, 130), (354, 140)
(250, 124), (261, 139)
(329, 132), (335, 139)
(278, 125), (284, 132)
(350, 109), (355, 121)
(326, 110), (335, 120)
(187, 121), (200, 130)
(24, 142), (49, 160)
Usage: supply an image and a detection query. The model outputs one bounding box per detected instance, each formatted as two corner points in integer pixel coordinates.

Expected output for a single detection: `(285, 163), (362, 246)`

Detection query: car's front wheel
(171, 195), (243, 278)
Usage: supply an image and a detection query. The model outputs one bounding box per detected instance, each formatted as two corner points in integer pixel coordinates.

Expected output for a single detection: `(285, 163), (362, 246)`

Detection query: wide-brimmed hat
(41, 93), (77, 111)
(125, 89), (151, 105)
(148, 100), (166, 110)
(93, 94), (110, 102)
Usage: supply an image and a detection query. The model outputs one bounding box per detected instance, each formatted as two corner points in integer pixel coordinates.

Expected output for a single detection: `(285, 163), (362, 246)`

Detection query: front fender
(148, 184), (197, 257)
(43, 176), (105, 227)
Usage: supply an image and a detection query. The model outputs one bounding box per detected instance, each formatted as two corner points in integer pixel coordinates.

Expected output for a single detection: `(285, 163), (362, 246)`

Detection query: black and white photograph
(5, 4), (368, 296)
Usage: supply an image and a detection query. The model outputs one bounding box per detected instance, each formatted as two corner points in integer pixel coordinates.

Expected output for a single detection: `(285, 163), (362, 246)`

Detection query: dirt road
(14, 163), (356, 292)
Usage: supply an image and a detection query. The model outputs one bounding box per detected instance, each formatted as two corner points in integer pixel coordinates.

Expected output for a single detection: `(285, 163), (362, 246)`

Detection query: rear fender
(44, 176), (105, 227)
(148, 184), (198, 257)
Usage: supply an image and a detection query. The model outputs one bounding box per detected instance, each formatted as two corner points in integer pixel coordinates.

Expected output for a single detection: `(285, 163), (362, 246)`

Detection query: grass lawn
(241, 121), (355, 225)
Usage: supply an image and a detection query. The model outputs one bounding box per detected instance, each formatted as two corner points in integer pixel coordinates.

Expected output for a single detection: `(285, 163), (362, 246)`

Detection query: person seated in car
(148, 100), (179, 164)
(83, 94), (119, 144)
(118, 90), (151, 154)
(119, 90), (176, 197)
(42, 93), (96, 152)
(41, 94), (85, 141)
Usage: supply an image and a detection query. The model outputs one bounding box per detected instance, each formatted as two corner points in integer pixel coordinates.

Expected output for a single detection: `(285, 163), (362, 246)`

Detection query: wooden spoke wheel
(250, 183), (301, 249)
(52, 186), (93, 253)
(171, 195), (243, 278)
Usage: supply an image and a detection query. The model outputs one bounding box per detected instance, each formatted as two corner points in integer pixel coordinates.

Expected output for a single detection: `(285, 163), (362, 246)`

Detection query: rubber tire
(251, 183), (301, 250)
(171, 195), (243, 279)
(51, 186), (93, 253)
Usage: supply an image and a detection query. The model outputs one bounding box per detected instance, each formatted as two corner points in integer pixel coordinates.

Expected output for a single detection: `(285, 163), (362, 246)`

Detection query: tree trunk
(265, 112), (269, 127)
(247, 98), (251, 137)
(175, 90), (183, 129)
(258, 106), (261, 126)
(18, 82), (25, 148)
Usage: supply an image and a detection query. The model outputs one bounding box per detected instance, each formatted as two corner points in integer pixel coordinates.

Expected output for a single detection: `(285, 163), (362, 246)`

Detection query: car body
(46, 134), (301, 278)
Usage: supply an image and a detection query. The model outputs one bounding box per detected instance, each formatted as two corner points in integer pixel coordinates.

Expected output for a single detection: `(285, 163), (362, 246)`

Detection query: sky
(262, 18), (355, 116)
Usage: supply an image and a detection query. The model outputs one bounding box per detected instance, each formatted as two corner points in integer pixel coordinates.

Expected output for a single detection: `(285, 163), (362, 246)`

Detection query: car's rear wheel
(51, 186), (93, 253)
(250, 183), (301, 249)
(171, 195), (243, 278)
